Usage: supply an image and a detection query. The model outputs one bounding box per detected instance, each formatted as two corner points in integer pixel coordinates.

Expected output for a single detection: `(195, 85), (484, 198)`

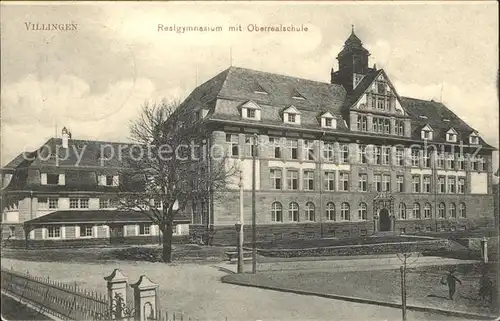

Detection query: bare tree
(397, 239), (421, 321)
(117, 100), (237, 263)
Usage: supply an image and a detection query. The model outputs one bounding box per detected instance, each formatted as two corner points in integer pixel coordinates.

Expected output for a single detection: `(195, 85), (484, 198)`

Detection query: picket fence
(1, 267), (222, 321)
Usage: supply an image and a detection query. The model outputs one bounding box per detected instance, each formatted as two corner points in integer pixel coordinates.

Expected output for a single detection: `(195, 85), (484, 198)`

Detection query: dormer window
(446, 128), (457, 143)
(252, 82), (268, 95)
(469, 132), (479, 145)
(195, 108), (209, 120)
(420, 124), (434, 140)
(240, 101), (261, 121)
(292, 89), (306, 100)
(320, 112), (337, 129)
(283, 105), (301, 125)
(353, 74), (364, 89)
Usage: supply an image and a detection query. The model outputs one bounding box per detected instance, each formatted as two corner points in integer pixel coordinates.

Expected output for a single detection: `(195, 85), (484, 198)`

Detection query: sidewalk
(215, 255), (479, 274)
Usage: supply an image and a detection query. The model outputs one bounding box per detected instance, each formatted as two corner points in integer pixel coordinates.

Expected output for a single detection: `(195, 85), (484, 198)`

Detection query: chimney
(61, 127), (70, 148)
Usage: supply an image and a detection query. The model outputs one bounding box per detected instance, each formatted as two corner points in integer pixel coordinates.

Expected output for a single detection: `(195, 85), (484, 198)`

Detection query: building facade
(1, 129), (190, 247)
(186, 30), (496, 244)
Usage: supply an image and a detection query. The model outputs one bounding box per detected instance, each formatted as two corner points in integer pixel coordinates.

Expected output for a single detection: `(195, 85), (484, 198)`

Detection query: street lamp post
(237, 169), (244, 273)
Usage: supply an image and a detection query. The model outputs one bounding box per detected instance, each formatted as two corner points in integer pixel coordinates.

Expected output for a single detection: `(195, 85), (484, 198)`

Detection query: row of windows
(225, 135), (486, 170)
(269, 201), (467, 223)
(357, 115), (405, 136)
(398, 202), (466, 220)
(269, 169), (467, 194)
(38, 198), (118, 210)
(41, 173), (119, 186)
(44, 224), (153, 239)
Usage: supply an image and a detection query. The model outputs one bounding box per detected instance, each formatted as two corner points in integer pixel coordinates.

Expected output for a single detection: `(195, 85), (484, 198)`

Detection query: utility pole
(252, 133), (257, 274)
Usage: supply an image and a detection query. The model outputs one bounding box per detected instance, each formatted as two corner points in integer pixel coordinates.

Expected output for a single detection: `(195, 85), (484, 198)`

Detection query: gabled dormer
(446, 128), (458, 143)
(319, 112), (337, 129)
(469, 131), (480, 145)
(421, 124), (434, 140)
(239, 100), (261, 121)
(283, 105), (301, 125)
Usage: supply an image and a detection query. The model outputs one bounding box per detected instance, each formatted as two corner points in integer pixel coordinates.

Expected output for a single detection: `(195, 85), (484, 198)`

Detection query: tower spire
(352, 24), (355, 34)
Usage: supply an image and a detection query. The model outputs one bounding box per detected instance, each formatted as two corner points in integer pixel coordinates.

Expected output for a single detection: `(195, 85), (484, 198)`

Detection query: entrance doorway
(379, 209), (391, 232)
(109, 225), (125, 244)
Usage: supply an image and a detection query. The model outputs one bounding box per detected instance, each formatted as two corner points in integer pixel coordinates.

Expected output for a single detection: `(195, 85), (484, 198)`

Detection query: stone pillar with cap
(130, 275), (158, 321)
(104, 269), (128, 319)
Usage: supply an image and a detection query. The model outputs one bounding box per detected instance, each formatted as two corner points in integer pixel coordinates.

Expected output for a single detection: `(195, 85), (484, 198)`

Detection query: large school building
(186, 29), (496, 244)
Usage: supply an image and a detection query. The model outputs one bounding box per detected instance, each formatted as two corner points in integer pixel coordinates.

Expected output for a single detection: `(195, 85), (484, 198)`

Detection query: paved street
(2, 258), (463, 321)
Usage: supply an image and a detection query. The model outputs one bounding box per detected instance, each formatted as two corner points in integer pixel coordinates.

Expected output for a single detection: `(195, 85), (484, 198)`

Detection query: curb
(221, 276), (498, 320)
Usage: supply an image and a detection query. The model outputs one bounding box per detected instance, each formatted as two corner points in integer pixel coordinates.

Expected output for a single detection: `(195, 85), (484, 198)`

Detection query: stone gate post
(104, 269), (129, 319)
(130, 275), (158, 321)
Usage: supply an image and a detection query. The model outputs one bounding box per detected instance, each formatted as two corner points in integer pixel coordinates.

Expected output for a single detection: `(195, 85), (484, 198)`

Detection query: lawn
(224, 262), (499, 317)
(253, 235), (428, 250)
(0, 244), (232, 264)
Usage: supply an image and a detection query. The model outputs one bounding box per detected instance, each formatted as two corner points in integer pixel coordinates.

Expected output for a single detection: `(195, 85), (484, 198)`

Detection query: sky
(1, 2), (498, 171)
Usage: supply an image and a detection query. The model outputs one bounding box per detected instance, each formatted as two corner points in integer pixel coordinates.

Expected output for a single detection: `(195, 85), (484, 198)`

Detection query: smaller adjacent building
(1, 129), (191, 247)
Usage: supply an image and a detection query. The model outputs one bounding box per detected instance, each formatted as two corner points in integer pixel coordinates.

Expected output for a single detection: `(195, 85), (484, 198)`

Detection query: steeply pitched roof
(217, 66), (346, 111)
(337, 30), (370, 57)
(195, 66), (348, 130)
(401, 97), (493, 147)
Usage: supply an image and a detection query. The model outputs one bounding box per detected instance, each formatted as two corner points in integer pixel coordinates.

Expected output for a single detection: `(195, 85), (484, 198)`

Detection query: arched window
(289, 202), (299, 222)
(358, 202), (367, 220)
(271, 202), (283, 222)
(459, 203), (466, 218)
(424, 203), (432, 219)
(438, 203), (446, 219)
(399, 203), (406, 220)
(305, 202), (315, 222)
(340, 202), (350, 221)
(413, 203), (421, 219)
(449, 203), (456, 219)
(326, 202), (336, 221)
